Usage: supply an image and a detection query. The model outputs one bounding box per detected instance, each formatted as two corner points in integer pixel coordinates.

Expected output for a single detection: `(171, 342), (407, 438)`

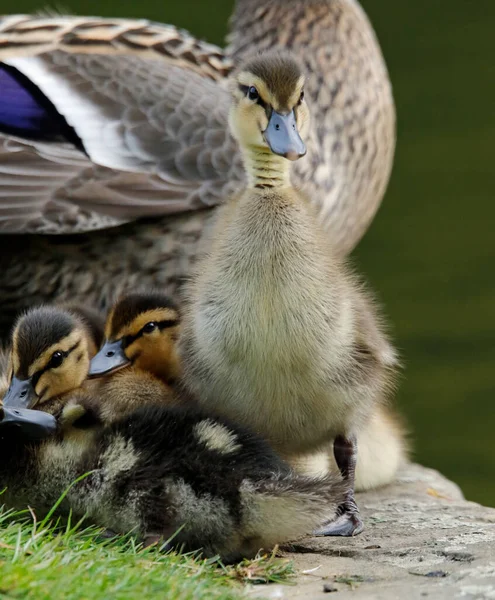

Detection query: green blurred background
(3, 0), (494, 505)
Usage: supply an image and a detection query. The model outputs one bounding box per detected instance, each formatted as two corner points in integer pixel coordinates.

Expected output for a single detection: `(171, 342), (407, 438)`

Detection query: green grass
(0, 506), (294, 599)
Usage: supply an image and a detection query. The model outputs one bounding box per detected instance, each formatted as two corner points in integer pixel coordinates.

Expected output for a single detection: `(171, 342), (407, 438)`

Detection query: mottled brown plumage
(0, 0), (395, 336)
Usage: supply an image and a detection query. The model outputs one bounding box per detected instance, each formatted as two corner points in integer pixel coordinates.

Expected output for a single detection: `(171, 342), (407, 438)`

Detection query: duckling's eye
(248, 86), (259, 101)
(143, 322), (157, 334)
(48, 351), (64, 369)
(298, 90), (305, 104)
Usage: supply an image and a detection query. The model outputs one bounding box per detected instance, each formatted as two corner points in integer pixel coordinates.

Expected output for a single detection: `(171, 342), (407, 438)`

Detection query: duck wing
(0, 15), (243, 233)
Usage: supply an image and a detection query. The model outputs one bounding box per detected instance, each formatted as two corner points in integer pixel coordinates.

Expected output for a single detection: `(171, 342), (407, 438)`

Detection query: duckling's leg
(314, 435), (363, 537)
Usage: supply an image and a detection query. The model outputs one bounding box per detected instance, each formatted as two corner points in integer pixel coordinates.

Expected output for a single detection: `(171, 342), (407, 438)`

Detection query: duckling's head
(3, 306), (98, 410)
(229, 52), (309, 161)
(88, 291), (180, 384)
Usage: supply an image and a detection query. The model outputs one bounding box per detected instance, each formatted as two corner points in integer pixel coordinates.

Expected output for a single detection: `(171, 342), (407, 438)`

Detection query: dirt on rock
(248, 464), (495, 599)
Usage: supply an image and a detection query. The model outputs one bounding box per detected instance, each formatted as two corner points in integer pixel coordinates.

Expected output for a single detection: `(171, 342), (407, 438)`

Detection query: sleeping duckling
(0, 397), (344, 561)
(179, 52), (398, 536)
(88, 290), (185, 421)
(3, 304), (104, 418)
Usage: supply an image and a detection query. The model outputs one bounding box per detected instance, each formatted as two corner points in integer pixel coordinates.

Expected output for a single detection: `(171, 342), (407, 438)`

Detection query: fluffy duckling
(179, 52), (398, 536)
(90, 290), (180, 383)
(2, 296), (183, 426)
(88, 291), (185, 421)
(3, 305), (104, 418)
(0, 396), (344, 561)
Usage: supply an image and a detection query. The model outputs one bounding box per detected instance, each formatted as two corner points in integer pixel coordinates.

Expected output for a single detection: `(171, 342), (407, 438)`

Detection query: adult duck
(0, 0), (395, 335)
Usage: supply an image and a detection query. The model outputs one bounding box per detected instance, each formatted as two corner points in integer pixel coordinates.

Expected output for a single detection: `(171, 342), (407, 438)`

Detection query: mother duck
(0, 0), (395, 335)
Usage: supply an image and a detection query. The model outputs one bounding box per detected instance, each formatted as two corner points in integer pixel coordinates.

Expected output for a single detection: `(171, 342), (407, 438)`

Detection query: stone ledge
(249, 463), (495, 599)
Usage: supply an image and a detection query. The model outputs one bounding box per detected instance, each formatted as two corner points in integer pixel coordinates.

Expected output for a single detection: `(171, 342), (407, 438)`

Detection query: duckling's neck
(243, 147), (291, 189)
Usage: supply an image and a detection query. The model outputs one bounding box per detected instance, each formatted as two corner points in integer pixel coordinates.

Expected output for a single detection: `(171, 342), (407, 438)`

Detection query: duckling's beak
(263, 110), (306, 161)
(0, 405), (57, 440)
(3, 376), (37, 409)
(88, 340), (130, 378)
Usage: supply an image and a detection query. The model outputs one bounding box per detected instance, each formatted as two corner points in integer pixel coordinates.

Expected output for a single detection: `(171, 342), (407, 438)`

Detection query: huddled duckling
(179, 52), (399, 537)
(3, 304), (104, 417)
(2, 295), (184, 427)
(0, 315), (345, 561)
(87, 291), (185, 421)
(91, 290), (180, 383)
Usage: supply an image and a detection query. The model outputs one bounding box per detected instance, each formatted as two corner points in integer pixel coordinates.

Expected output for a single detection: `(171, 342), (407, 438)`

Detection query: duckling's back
(78, 405), (344, 560)
(0, 403), (344, 560)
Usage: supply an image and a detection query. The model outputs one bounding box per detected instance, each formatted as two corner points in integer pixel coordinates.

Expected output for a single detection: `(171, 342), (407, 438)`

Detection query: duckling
(87, 290), (186, 421)
(179, 52), (398, 537)
(2, 304), (104, 418)
(0, 397), (345, 561)
(3, 297), (184, 429)
(90, 290), (180, 384)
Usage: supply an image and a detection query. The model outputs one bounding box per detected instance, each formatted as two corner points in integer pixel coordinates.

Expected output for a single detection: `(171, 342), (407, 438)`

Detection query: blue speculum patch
(0, 63), (84, 150)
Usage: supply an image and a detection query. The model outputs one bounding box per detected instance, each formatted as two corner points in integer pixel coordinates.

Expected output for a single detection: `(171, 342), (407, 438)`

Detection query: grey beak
(0, 406), (57, 440)
(3, 376), (37, 409)
(263, 110), (306, 161)
(88, 340), (130, 378)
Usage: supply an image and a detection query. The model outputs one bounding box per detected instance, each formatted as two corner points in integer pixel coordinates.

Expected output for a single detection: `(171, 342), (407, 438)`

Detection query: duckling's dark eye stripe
(157, 319), (180, 331)
(238, 84), (267, 109)
(121, 318), (180, 348)
(30, 339), (81, 385)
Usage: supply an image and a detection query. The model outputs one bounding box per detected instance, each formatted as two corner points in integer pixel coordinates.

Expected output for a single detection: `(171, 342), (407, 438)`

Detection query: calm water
(3, 0), (494, 505)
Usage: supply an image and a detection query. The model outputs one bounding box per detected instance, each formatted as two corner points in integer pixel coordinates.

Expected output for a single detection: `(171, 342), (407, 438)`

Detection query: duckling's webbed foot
(313, 434), (363, 537)
(314, 503), (363, 537)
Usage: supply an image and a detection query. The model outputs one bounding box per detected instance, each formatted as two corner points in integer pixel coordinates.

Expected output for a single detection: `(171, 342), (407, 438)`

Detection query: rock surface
(249, 463), (495, 599)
